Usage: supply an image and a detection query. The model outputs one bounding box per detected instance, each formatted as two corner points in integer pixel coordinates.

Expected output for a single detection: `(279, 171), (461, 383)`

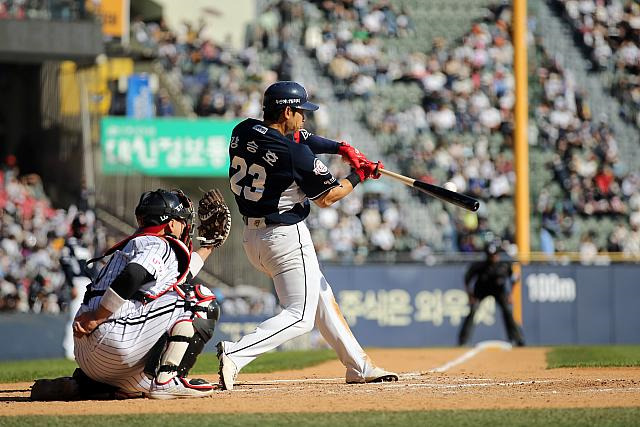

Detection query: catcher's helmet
(135, 189), (193, 226)
(263, 81), (319, 113)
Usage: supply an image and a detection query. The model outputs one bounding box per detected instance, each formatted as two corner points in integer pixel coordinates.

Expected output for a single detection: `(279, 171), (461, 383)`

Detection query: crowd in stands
(0, 0), (90, 21)
(306, 156), (420, 263)
(550, 0), (640, 127)
(3, 2), (640, 318)
(0, 156), (104, 313)
(296, 0), (640, 257)
(128, 2), (426, 261)
(531, 21), (640, 256)
(301, 1), (520, 253)
(215, 285), (278, 317)
(79, 1), (637, 263)
(125, 0), (640, 259)
(129, 2), (294, 120)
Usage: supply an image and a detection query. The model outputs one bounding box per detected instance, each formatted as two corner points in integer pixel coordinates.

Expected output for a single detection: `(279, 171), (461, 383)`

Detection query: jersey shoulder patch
(252, 124), (268, 134)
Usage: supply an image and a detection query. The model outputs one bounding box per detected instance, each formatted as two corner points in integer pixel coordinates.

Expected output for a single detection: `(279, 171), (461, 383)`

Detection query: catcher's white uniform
(29, 188), (227, 401)
(74, 235), (198, 393)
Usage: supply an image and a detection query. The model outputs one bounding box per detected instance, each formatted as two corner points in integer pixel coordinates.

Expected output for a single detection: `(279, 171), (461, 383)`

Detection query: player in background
(458, 242), (525, 347)
(217, 81), (398, 390)
(60, 213), (96, 360)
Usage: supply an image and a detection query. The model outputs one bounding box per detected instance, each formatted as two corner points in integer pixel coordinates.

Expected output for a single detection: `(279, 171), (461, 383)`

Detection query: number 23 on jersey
(230, 155), (266, 202)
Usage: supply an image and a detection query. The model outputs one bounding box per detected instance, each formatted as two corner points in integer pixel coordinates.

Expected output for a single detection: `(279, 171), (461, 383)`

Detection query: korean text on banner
(100, 117), (239, 177)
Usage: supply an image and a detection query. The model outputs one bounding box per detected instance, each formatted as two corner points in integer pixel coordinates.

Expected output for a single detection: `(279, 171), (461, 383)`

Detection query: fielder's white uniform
(74, 234), (203, 393)
(60, 237), (92, 360)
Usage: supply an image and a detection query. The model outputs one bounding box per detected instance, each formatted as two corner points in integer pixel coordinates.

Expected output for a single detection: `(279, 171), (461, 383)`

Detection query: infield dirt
(2, 347), (639, 415)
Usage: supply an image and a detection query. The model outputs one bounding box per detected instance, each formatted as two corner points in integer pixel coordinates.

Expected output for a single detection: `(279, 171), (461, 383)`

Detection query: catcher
(31, 188), (231, 400)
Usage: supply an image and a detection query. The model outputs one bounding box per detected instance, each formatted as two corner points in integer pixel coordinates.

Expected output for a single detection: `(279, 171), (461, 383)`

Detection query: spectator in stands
(0, 157), (104, 313)
(155, 89), (175, 117)
(579, 231), (599, 264)
(553, 0), (640, 127)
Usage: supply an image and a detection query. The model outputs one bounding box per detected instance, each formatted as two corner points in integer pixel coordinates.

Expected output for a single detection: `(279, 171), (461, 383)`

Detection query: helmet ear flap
(170, 189), (195, 246)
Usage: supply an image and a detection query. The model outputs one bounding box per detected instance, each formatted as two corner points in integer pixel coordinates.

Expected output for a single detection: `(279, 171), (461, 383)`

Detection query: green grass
(1, 409), (639, 427)
(0, 358), (79, 383)
(547, 345), (640, 368)
(0, 349), (337, 383)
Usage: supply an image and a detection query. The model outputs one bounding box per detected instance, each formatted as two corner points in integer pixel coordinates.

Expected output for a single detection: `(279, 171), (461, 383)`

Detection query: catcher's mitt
(196, 189), (231, 248)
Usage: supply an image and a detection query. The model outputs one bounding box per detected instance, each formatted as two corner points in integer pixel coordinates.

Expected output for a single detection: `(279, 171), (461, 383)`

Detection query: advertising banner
(520, 264), (640, 344)
(100, 117), (239, 176)
(323, 265), (505, 347)
(126, 74), (153, 119)
(91, 0), (130, 40)
(3, 264), (639, 359)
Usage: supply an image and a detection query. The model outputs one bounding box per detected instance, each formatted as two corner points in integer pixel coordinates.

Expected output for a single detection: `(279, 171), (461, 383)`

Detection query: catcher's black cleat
(31, 377), (80, 401)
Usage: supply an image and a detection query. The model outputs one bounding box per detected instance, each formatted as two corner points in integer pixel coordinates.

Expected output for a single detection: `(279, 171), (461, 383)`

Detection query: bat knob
(373, 162), (380, 175)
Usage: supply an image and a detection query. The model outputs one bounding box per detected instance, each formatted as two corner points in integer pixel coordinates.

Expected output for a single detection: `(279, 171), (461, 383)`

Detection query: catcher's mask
(135, 189), (195, 246)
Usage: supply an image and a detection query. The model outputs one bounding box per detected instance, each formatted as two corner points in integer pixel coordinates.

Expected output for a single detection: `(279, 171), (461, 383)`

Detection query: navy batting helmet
(263, 81), (319, 113)
(135, 189), (193, 226)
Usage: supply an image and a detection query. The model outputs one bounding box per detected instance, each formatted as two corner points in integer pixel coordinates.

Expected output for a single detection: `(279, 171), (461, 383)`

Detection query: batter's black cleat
(216, 341), (238, 390)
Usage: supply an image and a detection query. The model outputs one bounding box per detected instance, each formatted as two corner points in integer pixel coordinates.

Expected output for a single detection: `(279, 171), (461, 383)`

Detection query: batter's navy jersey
(229, 118), (340, 225)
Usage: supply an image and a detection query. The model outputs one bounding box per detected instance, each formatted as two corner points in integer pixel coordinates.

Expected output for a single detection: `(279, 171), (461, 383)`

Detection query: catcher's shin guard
(147, 289), (220, 383)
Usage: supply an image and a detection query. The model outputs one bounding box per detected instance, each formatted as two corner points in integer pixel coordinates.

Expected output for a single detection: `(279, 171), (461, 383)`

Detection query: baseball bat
(377, 167), (480, 212)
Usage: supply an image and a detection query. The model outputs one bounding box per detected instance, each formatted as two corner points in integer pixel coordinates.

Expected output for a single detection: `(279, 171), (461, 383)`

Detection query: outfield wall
(322, 264), (640, 347)
(1, 264), (638, 360)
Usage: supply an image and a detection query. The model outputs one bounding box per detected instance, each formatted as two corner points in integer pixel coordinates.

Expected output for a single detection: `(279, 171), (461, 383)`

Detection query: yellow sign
(86, 0), (130, 38)
(59, 58), (134, 115)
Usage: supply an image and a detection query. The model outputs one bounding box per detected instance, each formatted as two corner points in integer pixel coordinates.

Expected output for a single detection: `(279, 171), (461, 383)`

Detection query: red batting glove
(360, 160), (383, 179)
(337, 142), (361, 169)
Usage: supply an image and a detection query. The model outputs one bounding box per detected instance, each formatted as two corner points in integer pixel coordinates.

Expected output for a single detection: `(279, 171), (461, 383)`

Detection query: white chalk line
(429, 340), (513, 373)
(227, 379), (559, 394)
(228, 379), (640, 397)
(241, 340), (511, 386)
(537, 387), (640, 395)
(225, 342), (640, 396)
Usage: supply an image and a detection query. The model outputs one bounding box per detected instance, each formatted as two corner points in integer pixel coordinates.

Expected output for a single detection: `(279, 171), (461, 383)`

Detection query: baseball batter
(69, 188), (230, 399)
(217, 81), (398, 390)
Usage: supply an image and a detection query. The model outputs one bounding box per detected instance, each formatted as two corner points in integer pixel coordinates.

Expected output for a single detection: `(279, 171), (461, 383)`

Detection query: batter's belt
(242, 216), (268, 229)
